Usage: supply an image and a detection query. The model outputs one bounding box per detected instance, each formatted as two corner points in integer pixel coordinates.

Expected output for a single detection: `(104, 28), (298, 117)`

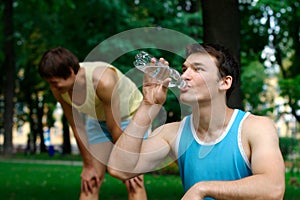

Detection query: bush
(154, 161), (180, 175)
(279, 137), (299, 160)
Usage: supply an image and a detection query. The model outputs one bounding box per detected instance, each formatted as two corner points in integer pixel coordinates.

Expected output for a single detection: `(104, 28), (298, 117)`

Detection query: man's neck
(69, 68), (86, 105)
(192, 103), (234, 142)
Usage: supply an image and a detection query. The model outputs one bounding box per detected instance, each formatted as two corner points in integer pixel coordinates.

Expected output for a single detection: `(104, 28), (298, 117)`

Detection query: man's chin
(179, 97), (192, 105)
(57, 88), (67, 94)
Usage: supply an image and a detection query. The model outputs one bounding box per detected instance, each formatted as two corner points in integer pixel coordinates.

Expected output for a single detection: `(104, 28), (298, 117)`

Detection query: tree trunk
(201, 0), (242, 109)
(37, 96), (46, 152)
(62, 115), (72, 154)
(3, 0), (15, 156)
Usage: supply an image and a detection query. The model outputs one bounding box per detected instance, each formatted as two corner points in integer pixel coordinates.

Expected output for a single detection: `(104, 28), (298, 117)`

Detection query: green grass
(0, 162), (82, 200)
(284, 171), (300, 200)
(0, 161), (183, 200)
(1, 153), (300, 199)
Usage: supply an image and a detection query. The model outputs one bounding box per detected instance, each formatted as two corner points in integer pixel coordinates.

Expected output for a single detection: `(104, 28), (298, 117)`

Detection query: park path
(0, 157), (82, 166)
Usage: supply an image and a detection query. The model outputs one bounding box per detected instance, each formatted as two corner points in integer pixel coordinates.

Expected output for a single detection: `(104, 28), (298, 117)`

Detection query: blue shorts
(85, 117), (148, 144)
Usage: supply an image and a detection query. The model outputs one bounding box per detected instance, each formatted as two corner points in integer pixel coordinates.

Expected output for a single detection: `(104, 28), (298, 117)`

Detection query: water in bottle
(133, 51), (186, 89)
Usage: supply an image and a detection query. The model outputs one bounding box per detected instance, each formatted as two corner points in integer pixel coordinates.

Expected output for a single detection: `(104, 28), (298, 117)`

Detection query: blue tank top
(177, 109), (252, 198)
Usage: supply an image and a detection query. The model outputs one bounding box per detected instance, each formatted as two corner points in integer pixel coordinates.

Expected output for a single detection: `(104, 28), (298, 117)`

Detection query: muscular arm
(51, 89), (94, 167)
(108, 103), (175, 179)
(183, 115), (285, 200)
(95, 67), (122, 143)
(51, 89), (103, 195)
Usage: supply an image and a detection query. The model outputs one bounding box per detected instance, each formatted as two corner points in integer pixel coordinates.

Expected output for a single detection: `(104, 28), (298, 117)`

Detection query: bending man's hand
(124, 175), (145, 193)
(80, 166), (101, 195)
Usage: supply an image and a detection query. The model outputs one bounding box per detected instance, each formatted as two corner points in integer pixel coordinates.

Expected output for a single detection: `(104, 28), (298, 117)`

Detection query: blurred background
(0, 0), (299, 188)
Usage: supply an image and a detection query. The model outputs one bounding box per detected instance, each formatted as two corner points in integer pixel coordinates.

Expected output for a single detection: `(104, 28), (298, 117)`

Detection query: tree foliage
(0, 0), (202, 154)
(240, 0), (300, 123)
(240, 61), (266, 114)
(0, 0), (299, 155)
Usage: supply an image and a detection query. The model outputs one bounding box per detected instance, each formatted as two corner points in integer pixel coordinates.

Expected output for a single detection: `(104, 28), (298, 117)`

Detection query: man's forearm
(72, 128), (94, 167)
(108, 103), (162, 176)
(185, 175), (285, 200)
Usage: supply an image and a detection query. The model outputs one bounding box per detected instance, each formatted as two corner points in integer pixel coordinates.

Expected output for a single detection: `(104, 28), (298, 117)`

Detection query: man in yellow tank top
(38, 47), (147, 200)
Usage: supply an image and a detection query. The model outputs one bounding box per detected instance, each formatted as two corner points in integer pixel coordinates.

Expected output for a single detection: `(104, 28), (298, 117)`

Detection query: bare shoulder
(92, 65), (113, 81)
(93, 66), (118, 101)
(152, 121), (182, 143)
(244, 114), (276, 130)
(242, 113), (279, 144)
(153, 121), (181, 134)
(150, 121), (182, 158)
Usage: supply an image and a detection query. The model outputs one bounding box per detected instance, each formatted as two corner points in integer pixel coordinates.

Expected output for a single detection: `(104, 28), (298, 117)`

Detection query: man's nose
(181, 68), (191, 80)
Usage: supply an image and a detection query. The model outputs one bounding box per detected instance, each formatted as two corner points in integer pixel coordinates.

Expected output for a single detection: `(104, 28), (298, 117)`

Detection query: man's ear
(219, 75), (232, 91)
(69, 67), (75, 76)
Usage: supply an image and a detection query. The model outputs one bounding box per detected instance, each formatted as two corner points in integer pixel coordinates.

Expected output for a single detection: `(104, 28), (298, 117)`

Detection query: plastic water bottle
(133, 51), (186, 89)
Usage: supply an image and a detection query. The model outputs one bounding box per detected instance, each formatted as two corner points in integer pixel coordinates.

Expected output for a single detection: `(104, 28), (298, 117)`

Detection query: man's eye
(196, 67), (204, 72)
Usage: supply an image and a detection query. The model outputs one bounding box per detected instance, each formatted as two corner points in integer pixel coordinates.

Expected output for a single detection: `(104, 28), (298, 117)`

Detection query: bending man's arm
(52, 90), (100, 194)
(95, 67), (122, 143)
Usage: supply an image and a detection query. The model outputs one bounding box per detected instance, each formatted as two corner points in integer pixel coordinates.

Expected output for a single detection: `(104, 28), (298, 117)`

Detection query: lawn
(0, 160), (183, 200)
(0, 154), (299, 199)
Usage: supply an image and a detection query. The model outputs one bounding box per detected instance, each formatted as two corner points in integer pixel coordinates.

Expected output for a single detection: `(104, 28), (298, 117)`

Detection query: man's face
(46, 76), (74, 94)
(179, 53), (221, 105)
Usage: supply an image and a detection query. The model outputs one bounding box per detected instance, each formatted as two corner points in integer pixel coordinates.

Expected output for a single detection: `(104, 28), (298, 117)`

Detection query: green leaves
(279, 75), (300, 111)
(241, 61), (266, 114)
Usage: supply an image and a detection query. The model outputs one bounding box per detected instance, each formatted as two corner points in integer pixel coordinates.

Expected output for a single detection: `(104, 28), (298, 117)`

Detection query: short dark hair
(186, 43), (240, 100)
(38, 47), (80, 79)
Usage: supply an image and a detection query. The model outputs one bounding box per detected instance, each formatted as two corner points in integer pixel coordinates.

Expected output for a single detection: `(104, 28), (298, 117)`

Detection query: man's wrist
(135, 103), (162, 125)
(195, 181), (212, 199)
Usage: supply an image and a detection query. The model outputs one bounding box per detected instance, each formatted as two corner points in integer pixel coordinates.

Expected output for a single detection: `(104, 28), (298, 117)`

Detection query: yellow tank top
(61, 62), (143, 121)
